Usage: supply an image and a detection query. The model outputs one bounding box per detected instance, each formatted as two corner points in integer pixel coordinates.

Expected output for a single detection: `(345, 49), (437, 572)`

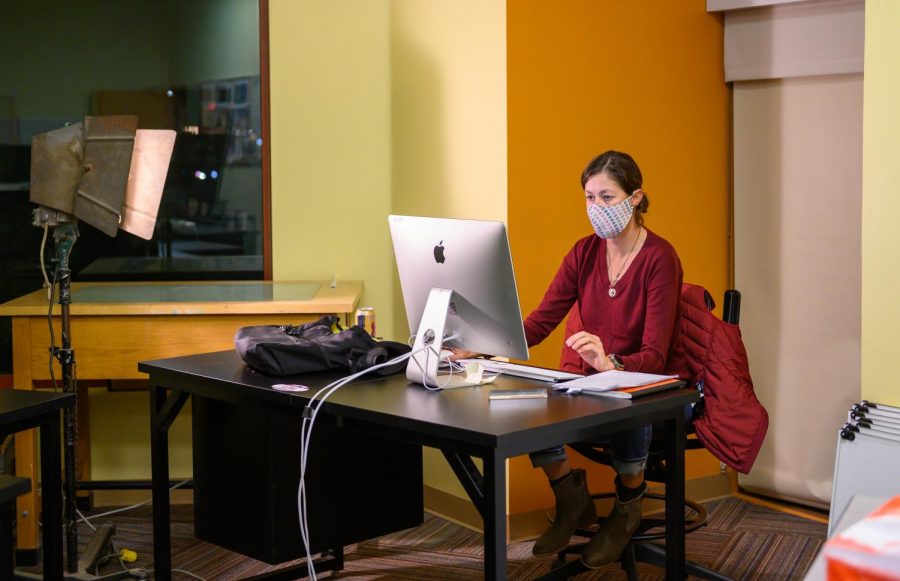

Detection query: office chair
(539, 289), (742, 581)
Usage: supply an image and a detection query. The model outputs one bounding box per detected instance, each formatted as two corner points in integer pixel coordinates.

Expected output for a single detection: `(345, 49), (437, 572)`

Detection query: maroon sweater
(524, 229), (686, 377)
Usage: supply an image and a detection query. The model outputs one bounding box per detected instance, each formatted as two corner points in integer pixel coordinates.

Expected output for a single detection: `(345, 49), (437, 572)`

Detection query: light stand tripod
(15, 212), (148, 581)
(16, 117), (173, 580)
(52, 220), (78, 574)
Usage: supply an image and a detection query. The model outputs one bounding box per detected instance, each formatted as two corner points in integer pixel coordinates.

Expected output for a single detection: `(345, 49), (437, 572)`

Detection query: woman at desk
(525, 150), (686, 568)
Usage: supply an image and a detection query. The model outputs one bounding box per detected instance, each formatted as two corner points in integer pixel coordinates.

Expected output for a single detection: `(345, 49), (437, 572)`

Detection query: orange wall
(507, 0), (730, 513)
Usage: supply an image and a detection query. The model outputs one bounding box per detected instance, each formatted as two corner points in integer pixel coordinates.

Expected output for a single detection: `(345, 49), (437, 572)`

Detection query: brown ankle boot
(532, 469), (597, 557)
(579, 486), (644, 569)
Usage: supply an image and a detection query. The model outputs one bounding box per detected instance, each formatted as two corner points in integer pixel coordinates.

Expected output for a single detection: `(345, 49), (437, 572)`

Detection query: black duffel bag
(235, 315), (411, 377)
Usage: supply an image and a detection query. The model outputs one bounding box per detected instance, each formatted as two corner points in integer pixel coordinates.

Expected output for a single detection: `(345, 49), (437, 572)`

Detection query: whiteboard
(829, 404), (900, 536)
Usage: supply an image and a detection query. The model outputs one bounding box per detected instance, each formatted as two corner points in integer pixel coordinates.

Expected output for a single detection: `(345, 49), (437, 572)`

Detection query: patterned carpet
(26, 496), (826, 580)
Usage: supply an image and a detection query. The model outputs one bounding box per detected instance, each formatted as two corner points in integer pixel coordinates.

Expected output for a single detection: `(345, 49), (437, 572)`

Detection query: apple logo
(433, 241), (446, 264)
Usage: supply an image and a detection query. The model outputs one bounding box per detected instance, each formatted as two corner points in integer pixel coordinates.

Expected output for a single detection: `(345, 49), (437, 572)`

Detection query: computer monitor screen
(389, 214), (529, 362)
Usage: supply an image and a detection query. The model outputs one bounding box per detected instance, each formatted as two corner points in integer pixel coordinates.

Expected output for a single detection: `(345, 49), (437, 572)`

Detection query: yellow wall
(270, 0), (507, 346)
(89, 390), (193, 481)
(389, 0), (508, 501)
(269, 0), (394, 336)
(389, 0), (508, 339)
(507, 0), (730, 512)
(270, 0), (507, 501)
(861, 0), (900, 407)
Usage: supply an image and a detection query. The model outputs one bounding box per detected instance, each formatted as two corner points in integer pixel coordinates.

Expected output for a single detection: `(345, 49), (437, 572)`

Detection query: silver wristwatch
(608, 353), (624, 371)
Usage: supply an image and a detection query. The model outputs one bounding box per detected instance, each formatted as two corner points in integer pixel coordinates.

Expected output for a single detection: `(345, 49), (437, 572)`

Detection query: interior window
(0, 0), (265, 372)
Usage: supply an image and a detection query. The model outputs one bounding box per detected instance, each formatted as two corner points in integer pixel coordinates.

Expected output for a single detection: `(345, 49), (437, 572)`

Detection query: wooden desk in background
(0, 280), (362, 554)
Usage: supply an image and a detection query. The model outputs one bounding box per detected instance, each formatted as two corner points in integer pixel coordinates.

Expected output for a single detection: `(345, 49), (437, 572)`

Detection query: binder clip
(840, 423), (860, 441)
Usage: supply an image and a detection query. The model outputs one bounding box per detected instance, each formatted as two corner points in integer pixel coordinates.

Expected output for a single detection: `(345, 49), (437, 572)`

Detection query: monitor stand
(407, 288), (495, 389)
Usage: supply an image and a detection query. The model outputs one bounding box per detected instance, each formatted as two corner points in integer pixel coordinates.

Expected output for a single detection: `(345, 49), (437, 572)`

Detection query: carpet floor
(22, 495), (826, 580)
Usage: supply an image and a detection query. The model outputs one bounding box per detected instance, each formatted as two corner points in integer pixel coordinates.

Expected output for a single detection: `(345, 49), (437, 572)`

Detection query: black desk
(140, 350), (698, 580)
(0, 389), (74, 581)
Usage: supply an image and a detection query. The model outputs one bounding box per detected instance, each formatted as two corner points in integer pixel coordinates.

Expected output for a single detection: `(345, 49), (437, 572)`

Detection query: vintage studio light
(25, 115), (175, 580)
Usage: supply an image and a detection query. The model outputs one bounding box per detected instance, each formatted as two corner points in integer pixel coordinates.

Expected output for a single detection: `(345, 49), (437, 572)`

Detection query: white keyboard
(460, 359), (583, 383)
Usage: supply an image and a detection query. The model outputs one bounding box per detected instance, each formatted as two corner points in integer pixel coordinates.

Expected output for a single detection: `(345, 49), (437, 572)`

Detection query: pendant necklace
(606, 228), (642, 298)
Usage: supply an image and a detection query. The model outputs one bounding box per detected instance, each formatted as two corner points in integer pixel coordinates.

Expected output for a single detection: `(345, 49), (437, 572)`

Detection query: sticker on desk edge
(272, 384), (310, 392)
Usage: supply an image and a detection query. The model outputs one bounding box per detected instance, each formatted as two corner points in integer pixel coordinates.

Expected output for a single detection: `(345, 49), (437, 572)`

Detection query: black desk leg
(40, 413), (64, 581)
(664, 411), (687, 580)
(150, 384), (172, 581)
(150, 384), (189, 581)
(482, 452), (506, 581)
(1, 499), (13, 578)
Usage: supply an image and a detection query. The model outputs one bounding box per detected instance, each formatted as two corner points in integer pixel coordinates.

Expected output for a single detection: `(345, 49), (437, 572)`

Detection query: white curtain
(733, 75), (862, 506)
(713, 0), (864, 506)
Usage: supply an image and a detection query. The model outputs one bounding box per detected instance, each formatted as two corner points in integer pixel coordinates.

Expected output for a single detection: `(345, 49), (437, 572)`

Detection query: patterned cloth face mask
(587, 194), (634, 239)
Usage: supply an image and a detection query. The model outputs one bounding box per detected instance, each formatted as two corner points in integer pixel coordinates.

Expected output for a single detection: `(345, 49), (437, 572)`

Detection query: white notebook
(553, 370), (678, 395)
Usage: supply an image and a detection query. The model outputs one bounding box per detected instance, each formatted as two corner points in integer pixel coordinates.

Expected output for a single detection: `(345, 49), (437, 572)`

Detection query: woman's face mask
(587, 195), (634, 239)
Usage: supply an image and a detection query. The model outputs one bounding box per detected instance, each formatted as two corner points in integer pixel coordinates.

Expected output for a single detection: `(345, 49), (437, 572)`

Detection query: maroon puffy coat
(681, 283), (768, 474)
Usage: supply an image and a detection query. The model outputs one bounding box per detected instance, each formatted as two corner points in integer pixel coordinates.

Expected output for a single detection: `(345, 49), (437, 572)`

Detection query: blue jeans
(529, 404), (695, 476)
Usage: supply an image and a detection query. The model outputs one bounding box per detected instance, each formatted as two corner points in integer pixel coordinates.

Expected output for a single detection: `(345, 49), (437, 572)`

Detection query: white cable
(297, 353), (411, 576)
(172, 569), (208, 581)
(297, 346), (429, 579)
(75, 479), (191, 524)
(40, 223), (51, 300)
(146, 568), (209, 581)
(296, 332), (464, 578)
(404, 331), (457, 389)
(83, 501), (151, 522)
(419, 344), (457, 391)
(76, 508), (98, 532)
(412, 331), (462, 391)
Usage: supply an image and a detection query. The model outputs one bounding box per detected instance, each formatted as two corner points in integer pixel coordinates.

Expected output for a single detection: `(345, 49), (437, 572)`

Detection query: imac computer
(388, 214), (529, 388)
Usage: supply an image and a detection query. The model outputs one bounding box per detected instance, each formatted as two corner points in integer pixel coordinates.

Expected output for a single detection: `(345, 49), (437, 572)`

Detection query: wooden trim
(735, 488), (831, 522)
(259, 0), (273, 281)
(423, 485), (484, 534)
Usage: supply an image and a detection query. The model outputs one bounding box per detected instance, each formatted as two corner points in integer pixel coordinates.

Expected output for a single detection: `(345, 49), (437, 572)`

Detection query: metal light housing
(29, 115), (175, 239)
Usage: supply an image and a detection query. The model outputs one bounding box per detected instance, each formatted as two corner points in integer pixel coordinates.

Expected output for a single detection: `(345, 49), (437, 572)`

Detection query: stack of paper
(553, 370), (680, 399)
